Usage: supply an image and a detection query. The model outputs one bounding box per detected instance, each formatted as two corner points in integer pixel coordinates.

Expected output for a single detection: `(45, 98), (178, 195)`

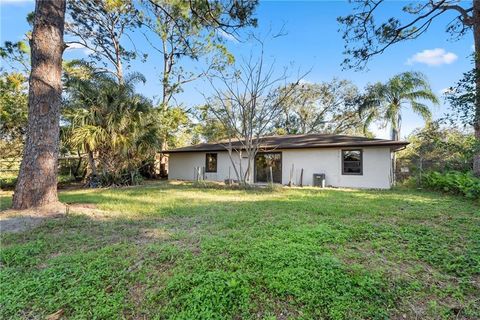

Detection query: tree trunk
(473, 0), (480, 176)
(73, 150), (83, 178)
(116, 62), (124, 84)
(158, 52), (173, 177)
(390, 113), (401, 185)
(159, 138), (168, 177)
(390, 113), (401, 141)
(86, 147), (97, 178)
(12, 0), (66, 209)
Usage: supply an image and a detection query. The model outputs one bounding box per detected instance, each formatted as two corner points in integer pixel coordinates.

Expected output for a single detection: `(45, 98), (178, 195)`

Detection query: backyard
(0, 181), (479, 319)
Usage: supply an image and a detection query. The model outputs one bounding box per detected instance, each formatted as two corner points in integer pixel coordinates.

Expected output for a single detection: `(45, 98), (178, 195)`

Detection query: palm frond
(363, 71), (437, 136)
(410, 101), (432, 121)
(404, 90), (439, 105)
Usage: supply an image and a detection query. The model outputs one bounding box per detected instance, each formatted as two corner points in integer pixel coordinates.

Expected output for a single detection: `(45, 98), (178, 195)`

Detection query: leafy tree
(445, 67), (476, 128)
(0, 73), (28, 142)
(273, 79), (365, 135)
(192, 105), (229, 143)
(0, 41), (30, 74)
(360, 71), (438, 183)
(338, 0), (480, 175)
(0, 30), (31, 183)
(66, 0), (257, 90)
(12, 0), (66, 209)
(398, 121), (476, 173)
(338, 1), (474, 69)
(141, 0), (258, 165)
(156, 107), (191, 146)
(65, 0), (142, 83)
(360, 72), (439, 141)
(142, 1), (238, 109)
(145, 0), (258, 35)
(66, 0), (258, 169)
(0, 40), (31, 150)
(0, 72), (28, 164)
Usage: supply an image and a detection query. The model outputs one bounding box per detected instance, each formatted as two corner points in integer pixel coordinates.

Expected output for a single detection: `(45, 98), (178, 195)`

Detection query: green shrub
(97, 169), (144, 187)
(421, 171), (480, 199)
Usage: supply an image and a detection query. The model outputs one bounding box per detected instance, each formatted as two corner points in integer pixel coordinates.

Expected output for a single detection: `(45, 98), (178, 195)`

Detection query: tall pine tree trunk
(12, 0), (66, 209)
(473, 0), (480, 176)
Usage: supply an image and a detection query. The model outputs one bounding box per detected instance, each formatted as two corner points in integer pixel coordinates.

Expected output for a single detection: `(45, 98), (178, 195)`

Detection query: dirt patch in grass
(254, 298), (302, 320)
(0, 202), (124, 233)
(5, 202), (207, 252)
(0, 202), (67, 233)
(66, 202), (124, 220)
(135, 228), (172, 244)
(1, 215), (54, 233)
(128, 282), (147, 315)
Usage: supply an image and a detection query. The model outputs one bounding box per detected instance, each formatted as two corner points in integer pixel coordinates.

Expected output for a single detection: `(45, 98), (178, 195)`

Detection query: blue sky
(0, 0), (472, 139)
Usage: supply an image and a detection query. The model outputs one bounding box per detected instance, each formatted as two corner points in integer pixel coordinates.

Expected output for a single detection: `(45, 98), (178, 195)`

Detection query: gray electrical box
(313, 173), (326, 188)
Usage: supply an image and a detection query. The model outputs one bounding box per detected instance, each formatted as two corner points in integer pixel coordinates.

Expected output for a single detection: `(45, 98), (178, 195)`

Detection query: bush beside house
(420, 171), (480, 200)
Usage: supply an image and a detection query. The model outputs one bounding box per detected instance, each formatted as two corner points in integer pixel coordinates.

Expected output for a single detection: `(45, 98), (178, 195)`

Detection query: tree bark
(473, 0), (480, 176)
(73, 150), (83, 178)
(12, 0), (66, 209)
(390, 113), (401, 185)
(86, 146), (97, 179)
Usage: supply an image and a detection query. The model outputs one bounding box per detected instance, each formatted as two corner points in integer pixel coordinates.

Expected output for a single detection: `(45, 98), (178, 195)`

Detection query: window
(342, 149), (362, 175)
(205, 153), (217, 172)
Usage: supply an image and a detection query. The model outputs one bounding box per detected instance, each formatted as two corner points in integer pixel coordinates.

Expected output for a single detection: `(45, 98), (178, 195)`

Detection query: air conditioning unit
(313, 173), (326, 188)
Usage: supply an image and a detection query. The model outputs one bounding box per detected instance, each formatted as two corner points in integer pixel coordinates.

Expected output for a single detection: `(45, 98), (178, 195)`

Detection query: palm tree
(360, 71), (439, 185)
(63, 64), (162, 186)
(360, 71), (439, 141)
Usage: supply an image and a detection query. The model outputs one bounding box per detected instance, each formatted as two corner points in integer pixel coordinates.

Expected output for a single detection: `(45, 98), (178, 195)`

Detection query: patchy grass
(0, 182), (479, 319)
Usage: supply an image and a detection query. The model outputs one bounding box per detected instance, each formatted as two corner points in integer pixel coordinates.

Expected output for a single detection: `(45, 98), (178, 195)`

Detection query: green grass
(1, 182), (479, 319)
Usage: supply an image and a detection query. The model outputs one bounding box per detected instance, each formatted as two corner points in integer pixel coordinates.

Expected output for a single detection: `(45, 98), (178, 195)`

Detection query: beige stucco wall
(168, 147), (393, 189)
(168, 151), (250, 182)
(280, 147), (392, 189)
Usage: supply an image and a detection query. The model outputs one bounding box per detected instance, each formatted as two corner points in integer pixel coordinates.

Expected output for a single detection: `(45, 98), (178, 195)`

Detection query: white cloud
(299, 79), (313, 85)
(217, 29), (239, 44)
(406, 48), (458, 66)
(65, 42), (93, 55)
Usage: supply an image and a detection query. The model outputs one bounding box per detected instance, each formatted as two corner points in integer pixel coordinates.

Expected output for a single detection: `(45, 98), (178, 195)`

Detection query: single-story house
(164, 134), (409, 189)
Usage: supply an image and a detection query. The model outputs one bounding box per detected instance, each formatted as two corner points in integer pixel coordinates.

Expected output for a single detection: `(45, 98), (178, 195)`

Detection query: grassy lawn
(0, 182), (479, 319)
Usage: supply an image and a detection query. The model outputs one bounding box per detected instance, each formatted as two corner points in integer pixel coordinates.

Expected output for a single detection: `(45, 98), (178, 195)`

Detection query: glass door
(255, 152), (282, 183)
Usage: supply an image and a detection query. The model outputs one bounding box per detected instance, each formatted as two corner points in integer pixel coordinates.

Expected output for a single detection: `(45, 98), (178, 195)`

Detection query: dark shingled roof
(164, 134), (409, 153)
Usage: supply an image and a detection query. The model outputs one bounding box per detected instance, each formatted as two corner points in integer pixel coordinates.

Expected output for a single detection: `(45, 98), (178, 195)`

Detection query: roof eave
(163, 141), (410, 153)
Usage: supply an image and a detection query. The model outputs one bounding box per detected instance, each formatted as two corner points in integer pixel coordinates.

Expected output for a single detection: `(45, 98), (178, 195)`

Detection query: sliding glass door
(255, 152), (282, 184)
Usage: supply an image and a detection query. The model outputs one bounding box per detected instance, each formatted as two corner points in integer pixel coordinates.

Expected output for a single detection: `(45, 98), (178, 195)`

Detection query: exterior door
(255, 152), (282, 183)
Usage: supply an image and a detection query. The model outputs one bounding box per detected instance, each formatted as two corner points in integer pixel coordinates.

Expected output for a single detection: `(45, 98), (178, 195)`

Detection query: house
(164, 134), (409, 189)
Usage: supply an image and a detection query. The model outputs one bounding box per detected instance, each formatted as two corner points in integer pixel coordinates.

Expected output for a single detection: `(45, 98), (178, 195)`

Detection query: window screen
(342, 150), (362, 175)
(205, 153), (217, 172)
